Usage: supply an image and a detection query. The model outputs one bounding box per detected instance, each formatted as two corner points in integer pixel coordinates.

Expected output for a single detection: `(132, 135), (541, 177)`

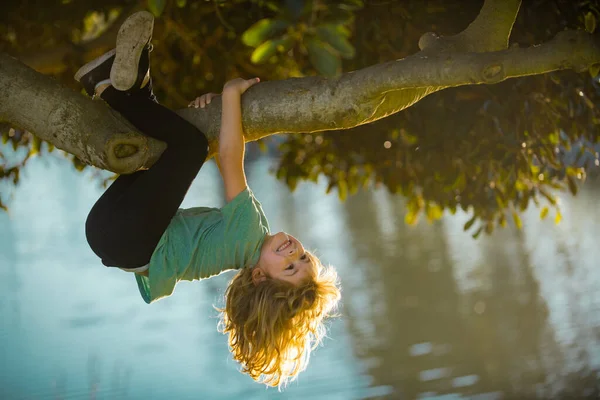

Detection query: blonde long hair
(218, 253), (340, 388)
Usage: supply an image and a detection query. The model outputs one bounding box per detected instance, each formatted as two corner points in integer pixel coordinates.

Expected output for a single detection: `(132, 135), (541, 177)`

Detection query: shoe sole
(110, 11), (154, 91)
(74, 49), (116, 82)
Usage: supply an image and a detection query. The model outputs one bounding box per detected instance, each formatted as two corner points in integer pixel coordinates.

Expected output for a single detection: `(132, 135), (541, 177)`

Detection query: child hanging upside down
(77, 11), (341, 388)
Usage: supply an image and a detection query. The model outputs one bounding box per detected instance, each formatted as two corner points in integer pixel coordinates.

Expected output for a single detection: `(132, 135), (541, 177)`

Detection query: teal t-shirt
(135, 187), (270, 304)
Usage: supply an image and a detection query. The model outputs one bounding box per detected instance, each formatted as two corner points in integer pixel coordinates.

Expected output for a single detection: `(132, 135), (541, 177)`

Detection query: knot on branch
(554, 29), (582, 45)
(418, 31), (470, 53)
(114, 143), (138, 158)
(105, 135), (148, 174)
(482, 63), (504, 83)
(419, 32), (439, 51)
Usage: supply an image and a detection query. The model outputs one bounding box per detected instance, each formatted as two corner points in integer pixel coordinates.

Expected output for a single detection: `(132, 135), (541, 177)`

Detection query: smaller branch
(420, 0), (522, 53)
(362, 30), (600, 102)
(213, 0), (235, 32)
(456, 0), (522, 51)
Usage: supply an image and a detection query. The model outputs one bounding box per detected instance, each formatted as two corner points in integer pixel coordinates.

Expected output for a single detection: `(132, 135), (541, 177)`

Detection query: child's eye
(286, 264), (294, 270)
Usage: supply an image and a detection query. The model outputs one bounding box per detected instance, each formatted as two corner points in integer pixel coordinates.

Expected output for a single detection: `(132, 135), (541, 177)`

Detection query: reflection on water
(343, 178), (600, 399)
(0, 152), (599, 399)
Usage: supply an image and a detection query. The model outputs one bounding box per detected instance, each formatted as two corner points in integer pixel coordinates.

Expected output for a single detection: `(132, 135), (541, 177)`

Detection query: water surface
(1, 152), (599, 399)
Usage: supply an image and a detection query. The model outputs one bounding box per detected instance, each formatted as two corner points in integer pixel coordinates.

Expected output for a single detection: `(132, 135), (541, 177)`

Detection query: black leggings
(85, 84), (209, 269)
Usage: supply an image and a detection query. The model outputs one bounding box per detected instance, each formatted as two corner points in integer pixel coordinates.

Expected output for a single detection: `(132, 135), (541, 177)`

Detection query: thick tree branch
(180, 29), (600, 139)
(1, 0), (599, 175)
(420, 0), (521, 52)
(0, 53), (166, 173)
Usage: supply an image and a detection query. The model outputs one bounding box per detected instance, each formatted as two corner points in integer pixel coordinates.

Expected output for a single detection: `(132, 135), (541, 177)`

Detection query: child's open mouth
(277, 240), (292, 252)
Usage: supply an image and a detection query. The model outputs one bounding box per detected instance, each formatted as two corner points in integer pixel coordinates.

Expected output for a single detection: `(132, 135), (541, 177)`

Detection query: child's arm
(217, 77), (260, 202)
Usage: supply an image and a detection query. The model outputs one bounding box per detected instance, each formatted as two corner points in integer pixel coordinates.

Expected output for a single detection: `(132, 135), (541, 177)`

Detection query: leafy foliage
(1, 0), (600, 236)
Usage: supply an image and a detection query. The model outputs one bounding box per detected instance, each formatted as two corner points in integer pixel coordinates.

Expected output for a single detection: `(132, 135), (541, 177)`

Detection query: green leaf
(539, 188), (556, 205)
(242, 19), (288, 47)
(540, 206), (549, 220)
(147, 0), (166, 17)
(348, 178), (358, 195)
(555, 210), (562, 225)
(567, 175), (578, 195)
(498, 214), (507, 227)
(463, 215), (476, 231)
(512, 211), (522, 229)
(324, 8), (353, 25)
(72, 157), (87, 172)
(275, 35), (295, 53)
(316, 25), (355, 58)
(325, 181), (335, 194)
(336, 24), (351, 37)
(287, 175), (298, 191)
(425, 203), (443, 221)
(338, 179), (348, 201)
(276, 166), (286, 180)
(250, 36), (293, 64)
(30, 136), (41, 156)
(404, 209), (419, 225)
(472, 226), (484, 239)
(339, 0), (364, 11)
(306, 37), (341, 76)
(176, 0), (186, 7)
(250, 40), (278, 64)
(265, 1), (280, 12)
(585, 11), (596, 33)
(256, 140), (267, 152)
(589, 63), (600, 78)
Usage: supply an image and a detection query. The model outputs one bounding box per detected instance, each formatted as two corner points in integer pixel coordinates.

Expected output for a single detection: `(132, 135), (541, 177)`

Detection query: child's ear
(251, 267), (267, 285)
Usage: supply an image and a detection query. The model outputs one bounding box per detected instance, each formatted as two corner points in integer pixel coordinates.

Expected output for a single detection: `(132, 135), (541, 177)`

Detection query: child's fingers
(189, 93), (220, 108)
(239, 78), (260, 94)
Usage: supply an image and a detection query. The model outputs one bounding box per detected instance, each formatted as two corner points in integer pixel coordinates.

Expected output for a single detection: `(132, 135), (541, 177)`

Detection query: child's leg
(85, 87), (208, 269)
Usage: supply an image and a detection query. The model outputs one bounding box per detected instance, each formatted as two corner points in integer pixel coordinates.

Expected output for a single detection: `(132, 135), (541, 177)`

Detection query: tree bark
(1, 0), (599, 174)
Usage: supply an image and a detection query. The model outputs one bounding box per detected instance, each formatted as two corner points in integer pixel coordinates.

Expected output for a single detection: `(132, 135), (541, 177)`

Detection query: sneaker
(73, 49), (115, 97)
(110, 11), (154, 91)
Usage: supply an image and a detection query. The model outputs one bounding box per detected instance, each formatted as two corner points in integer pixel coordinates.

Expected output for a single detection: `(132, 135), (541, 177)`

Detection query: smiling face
(253, 232), (318, 286)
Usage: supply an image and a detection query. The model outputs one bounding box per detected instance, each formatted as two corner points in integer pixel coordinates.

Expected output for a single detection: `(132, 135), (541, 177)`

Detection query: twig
(213, 0), (235, 32)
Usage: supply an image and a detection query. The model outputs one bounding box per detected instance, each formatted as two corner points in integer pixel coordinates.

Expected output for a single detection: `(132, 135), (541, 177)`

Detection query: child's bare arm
(217, 78), (260, 202)
(187, 78), (259, 202)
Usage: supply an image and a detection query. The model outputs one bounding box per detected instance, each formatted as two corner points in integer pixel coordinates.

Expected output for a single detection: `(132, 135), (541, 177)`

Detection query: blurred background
(2, 0), (600, 399)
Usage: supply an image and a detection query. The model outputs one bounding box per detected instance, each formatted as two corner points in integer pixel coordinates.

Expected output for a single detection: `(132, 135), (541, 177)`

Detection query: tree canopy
(1, 0), (599, 237)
